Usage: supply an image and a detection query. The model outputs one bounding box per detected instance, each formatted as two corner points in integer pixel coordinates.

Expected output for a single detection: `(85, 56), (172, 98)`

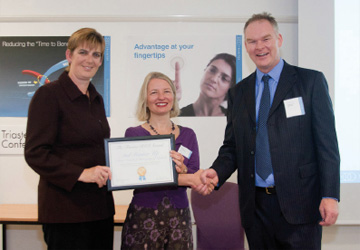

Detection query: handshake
(190, 168), (219, 196)
(171, 150), (218, 194)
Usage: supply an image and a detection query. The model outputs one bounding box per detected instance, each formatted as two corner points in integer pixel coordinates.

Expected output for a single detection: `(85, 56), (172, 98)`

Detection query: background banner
(0, 36), (110, 117)
(126, 35), (242, 117)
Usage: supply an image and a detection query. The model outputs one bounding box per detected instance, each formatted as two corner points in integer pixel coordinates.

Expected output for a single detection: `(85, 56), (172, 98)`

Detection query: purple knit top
(125, 125), (200, 209)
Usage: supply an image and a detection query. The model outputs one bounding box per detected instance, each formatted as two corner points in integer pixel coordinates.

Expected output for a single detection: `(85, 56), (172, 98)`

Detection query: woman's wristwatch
(182, 166), (188, 174)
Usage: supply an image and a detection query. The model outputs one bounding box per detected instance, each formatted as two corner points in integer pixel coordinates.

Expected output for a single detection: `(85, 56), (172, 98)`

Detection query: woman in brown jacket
(25, 28), (114, 250)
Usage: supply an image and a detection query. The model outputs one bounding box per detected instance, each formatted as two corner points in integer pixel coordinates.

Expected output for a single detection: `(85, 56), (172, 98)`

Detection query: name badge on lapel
(284, 97), (305, 118)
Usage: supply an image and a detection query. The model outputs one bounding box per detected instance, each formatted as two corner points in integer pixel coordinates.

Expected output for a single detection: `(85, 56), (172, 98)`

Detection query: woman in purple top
(121, 72), (203, 249)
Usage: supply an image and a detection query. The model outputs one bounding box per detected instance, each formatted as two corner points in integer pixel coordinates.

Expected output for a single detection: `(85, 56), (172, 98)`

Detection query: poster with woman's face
(126, 35), (242, 117)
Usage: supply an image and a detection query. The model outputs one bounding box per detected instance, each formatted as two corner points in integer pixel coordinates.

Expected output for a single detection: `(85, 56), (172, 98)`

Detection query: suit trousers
(42, 216), (114, 250)
(244, 189), (322, 250)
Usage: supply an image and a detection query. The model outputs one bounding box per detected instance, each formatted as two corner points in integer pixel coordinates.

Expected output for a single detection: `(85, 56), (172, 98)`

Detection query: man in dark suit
(194, 12), (340, 249)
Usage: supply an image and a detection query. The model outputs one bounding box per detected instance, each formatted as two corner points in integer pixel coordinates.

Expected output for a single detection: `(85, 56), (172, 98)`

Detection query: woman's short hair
(207, 53), (237, 88)
(136, 72), (180, 121)
(66, 28), (105, 71)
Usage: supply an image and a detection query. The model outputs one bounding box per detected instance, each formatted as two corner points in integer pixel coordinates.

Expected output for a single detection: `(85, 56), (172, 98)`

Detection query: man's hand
(319, 198), (339, 226)
(192, 168), (219, 195)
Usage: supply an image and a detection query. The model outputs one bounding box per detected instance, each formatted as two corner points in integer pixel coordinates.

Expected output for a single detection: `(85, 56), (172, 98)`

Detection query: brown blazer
(25, 71), (114, 223)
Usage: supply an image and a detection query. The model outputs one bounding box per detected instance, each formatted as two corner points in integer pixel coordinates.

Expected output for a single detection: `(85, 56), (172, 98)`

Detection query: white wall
(1, 0), (358, 249)
(298, 0), (360, 249)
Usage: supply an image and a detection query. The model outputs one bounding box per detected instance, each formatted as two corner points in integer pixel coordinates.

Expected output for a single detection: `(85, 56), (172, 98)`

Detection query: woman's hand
(170, 150), (187, 174)
(178, 169), (204, 187)
(78, 165), (112, 188)
(191, 169), (205, 186)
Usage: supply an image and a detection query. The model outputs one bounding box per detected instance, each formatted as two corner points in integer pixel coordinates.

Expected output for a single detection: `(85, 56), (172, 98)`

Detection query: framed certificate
(104, 134), (177, 191)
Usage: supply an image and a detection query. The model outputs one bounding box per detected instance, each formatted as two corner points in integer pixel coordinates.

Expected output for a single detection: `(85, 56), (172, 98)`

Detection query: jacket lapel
(269, 62), (297, 118)
(244, 73), (256, 124)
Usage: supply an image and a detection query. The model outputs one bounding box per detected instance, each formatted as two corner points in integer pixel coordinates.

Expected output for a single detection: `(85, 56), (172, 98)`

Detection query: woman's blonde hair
(66, 28), (105, 71)
(136, 72), (180, 121)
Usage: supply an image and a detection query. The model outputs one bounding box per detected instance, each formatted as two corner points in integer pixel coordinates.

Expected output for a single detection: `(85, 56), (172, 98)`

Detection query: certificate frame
(104, 134), (177, 191)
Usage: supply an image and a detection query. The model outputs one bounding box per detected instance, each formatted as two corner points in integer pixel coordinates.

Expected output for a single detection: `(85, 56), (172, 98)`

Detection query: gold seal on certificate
(104, 134), (177, 191)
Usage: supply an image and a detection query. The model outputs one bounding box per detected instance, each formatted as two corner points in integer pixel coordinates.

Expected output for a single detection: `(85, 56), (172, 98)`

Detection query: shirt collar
(59, 71), (100, 102)
(256, 58), (284, 85)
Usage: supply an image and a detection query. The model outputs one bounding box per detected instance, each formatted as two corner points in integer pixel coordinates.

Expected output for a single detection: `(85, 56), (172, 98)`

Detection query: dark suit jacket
(211, 61), (340, 228)
(25, 71), (114, 223)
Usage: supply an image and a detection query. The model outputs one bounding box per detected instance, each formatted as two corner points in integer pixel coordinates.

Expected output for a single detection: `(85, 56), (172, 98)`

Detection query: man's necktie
(256, 75), (273, 180)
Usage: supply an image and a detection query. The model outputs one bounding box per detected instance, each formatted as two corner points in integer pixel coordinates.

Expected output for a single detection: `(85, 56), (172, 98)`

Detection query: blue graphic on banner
(27, 59), (69, 97)
(236, 35), (243, 83)
(104, 36), (111, 117)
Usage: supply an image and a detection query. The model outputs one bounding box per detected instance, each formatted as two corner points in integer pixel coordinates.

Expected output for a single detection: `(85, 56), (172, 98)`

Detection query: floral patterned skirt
(121, 197), (193, 250)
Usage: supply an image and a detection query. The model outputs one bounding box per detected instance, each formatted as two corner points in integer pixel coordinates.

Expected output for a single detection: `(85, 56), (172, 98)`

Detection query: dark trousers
(43, 217), (114, 250)
(245, 189), (322, 250)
